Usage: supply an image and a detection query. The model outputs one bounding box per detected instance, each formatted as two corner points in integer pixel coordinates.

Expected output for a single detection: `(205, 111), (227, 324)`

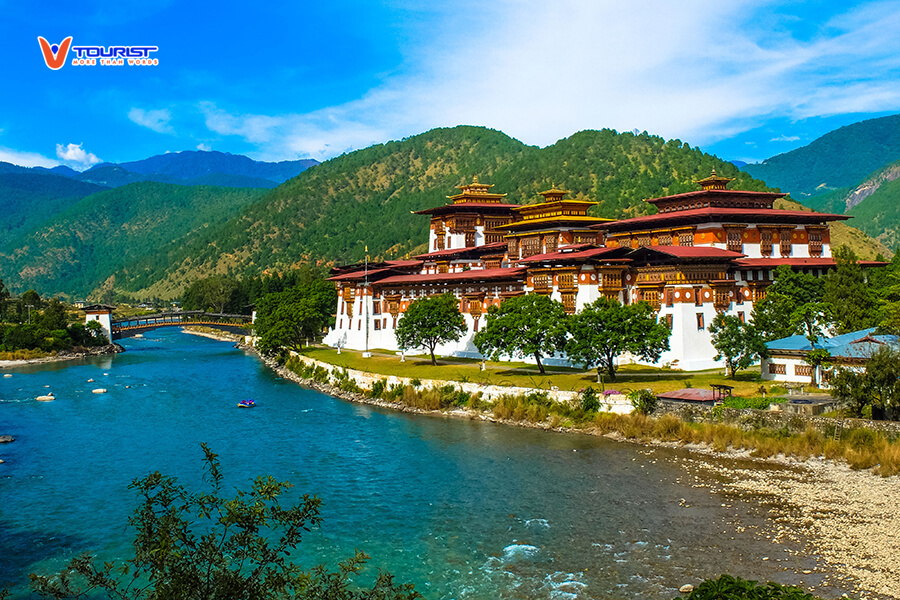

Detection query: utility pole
(26, 304), (34, 324)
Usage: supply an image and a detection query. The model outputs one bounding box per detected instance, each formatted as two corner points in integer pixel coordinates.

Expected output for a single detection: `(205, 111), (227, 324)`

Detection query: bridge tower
(83, 304), (115, 343)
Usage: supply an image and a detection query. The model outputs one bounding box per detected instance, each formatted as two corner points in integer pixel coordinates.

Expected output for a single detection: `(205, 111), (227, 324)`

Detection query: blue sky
(2, 0), (900, 170)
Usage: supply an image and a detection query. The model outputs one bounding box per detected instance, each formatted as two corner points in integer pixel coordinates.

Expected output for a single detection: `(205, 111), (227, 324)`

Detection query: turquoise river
(1, 329), (836, 599)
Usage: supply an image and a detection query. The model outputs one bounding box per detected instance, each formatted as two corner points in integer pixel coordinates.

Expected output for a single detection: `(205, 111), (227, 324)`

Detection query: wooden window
(696, 313), (705, 330)
(665, 288), (674, 307)
(726, 230), (742, 253)
(658, 233), (673, 246)
(694, 286), (703, 306)
(558, 273), (575, 290)
(738, 311), (745, 323)
(760, 230), (773, 256)
(665, 314), (673, 329)
(637, 234), (652, 248)
(465, 231), (476, 247)
(522, 237), (541, 258)
(561, 292), (576, 314)
(533, 274), (551, 291)
(374, 320), (381, 330)
(678, 232), (693, 247)
(795, 364), (813, 377)
(373, 301), (381, 315)
(544, 235), (558, 253)
(508, 238), (519, 260)
(780, 230), (792, 256)
(769, 363), (786, 375)
(808, 230), (823, 257)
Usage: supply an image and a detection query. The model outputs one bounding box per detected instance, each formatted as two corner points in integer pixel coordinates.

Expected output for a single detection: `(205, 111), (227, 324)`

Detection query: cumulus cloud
(128, 107), (174, 134)
(196, 143), (211, 151)
(55, 143), (101, 170)
(198, 0), (900, 160)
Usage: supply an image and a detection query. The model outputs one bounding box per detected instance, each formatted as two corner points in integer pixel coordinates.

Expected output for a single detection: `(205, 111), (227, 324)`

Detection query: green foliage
(709, 313), (768, 378)
(629, 389), (658, 415)
(742, 113), (900, 198)
(182, 275), (243, 313)
(474, 293), (568, 374)
(28, 443), (420, 600)
(823, 246), (878, 334)
(254, 276), (337, 356)
(0, 296), (107, 352)
(395, 293), (466, 366)
(681, 574), (823, 600)
(566, 298), (671, 382)
(751, 265), (828, 342)
(579, 386), (600, 412)
(830, 346), (900, 419)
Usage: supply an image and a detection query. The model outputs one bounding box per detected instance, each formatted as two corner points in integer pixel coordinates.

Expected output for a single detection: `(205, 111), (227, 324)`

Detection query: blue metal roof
(766, 327), (900, 359)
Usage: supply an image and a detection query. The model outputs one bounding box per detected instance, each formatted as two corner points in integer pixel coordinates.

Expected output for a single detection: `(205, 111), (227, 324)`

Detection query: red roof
(519, 246), (626, 263)
(414, 202), (520, 215)
(593, 207), (849, 230)
(414, 242), (507, 260)
(644, 189), (785, 205)
(734, 257), (887, 268)
(656, 388), (717, 402)
(630, 245), (746, 259)
(377, 267), (527, 285)
(328, 267), (397, 281)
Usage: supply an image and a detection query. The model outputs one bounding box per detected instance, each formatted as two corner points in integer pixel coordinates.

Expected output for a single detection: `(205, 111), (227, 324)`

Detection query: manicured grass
(295, 346), (774, 397)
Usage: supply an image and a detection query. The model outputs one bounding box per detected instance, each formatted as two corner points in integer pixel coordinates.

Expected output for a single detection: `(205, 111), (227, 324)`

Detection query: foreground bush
(681, 574), (822, 600)
(27, 444), (420, 600)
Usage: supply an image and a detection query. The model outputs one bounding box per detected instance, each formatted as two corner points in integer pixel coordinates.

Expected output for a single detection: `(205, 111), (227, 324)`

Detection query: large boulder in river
(0, 435), (14, 443)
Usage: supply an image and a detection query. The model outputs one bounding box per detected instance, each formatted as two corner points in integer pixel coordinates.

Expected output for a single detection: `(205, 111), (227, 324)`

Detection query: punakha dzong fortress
(323, 172), (857, 370)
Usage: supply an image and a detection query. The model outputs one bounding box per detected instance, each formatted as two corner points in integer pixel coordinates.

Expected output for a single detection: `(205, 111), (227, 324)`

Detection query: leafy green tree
(788, 302), (833, 346)
(28, 444), (419, 600)
(254, 280), (336, 356)
(565, 298), (670, 382)
(182, 276), (242, 313)
(829, 367), (872, 418)
(0, 278), (9, 322)
(708, 313), (768, 379)
(36, 298), (69, 331)
(823, 246), (878, 334)
(474, 293), (567, 374)
(830, 346), (900, 419)
(752, 265), (828, 342)
(395, 293), (466, 366)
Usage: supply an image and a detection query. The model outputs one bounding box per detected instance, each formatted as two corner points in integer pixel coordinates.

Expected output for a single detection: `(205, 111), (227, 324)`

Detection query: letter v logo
(38, 36), (73, 70)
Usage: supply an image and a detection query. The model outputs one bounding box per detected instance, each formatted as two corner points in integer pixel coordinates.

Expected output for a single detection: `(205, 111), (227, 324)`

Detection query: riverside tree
(27, 444), (420, 600)
(823, 246), (878, 334)
(394, 293), (466, 366)
(708, 313), (768, 379)
(254, 279), (336, 357)
(565, 297), (671, 382)
(473, 293), (567, 374)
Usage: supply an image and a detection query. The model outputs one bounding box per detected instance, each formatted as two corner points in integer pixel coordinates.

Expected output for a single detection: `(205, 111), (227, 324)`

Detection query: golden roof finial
(695, 167), (733, 191)
(473, 175), (479, 184)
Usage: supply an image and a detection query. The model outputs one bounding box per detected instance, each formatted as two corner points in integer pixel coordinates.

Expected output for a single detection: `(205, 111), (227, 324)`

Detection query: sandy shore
(245, 346), (899, 600)
(0, 345), (123, 370)
(180, 327), (244, 343)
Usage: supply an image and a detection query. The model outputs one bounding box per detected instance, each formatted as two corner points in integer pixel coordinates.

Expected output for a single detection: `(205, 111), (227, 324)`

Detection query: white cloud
(196, 143), (211, 151)
(128, 107), (174, 134)
(55, 143), (102, 170)
(199, 0), (900, 160)
(770, 135), (801, 142)
(0, 146), (58, 168)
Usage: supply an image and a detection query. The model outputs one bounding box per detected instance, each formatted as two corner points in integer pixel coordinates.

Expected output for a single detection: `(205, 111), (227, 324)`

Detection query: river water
(1, 329), (831, 599)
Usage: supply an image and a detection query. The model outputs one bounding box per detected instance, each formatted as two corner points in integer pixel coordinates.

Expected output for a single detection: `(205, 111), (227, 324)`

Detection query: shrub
(579, 387), (600, 413)
(683, 574), (823, 600)
(629, 389), (658, 415)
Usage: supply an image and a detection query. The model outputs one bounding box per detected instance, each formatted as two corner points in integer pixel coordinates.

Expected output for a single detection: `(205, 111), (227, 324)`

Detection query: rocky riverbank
(244, 344), (899, 600)
(0, 344), (124, 369)
(181, 327), (244, 343)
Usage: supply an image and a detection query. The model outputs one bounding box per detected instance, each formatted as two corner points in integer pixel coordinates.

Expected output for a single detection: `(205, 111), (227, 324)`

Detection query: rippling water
(1, 330), (829, 598)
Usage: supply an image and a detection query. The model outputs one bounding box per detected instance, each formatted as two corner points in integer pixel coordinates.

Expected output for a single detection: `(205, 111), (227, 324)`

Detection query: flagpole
(363, 245), (371, 358)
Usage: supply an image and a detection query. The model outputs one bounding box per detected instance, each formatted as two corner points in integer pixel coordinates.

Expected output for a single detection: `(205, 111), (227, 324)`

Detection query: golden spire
(695, 168), (734, 191)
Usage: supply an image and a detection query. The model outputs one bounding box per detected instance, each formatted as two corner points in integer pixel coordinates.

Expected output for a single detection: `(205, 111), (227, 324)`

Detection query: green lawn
(295, 346), (777, 396)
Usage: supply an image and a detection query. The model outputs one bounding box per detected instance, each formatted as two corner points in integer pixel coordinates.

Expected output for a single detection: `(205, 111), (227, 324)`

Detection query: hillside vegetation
(743, 113), (900, 198)
(0, 183), (266, 297)
(109, 126), (770, 299)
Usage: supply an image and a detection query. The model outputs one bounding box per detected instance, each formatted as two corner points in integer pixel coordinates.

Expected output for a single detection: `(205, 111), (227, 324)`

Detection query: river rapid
(0, 329), (836, 599)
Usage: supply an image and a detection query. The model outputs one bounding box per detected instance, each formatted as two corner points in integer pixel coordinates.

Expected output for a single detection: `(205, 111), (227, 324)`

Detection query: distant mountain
(0, 151), (319, 191)
(742, 113), (900, 198)
(0, 183), (267, 297)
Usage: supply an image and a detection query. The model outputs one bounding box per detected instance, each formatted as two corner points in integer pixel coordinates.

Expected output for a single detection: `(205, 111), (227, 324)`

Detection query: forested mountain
(0, 173), (106, 247)
(100, 126), (810, 300)
(0, 183), (266, 297)
(742, 114), (900, 198)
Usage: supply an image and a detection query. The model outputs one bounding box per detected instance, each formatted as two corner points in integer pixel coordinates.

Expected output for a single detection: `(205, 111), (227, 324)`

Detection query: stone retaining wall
(288, 352), (635, 414)
(657, 400), (900, 437)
